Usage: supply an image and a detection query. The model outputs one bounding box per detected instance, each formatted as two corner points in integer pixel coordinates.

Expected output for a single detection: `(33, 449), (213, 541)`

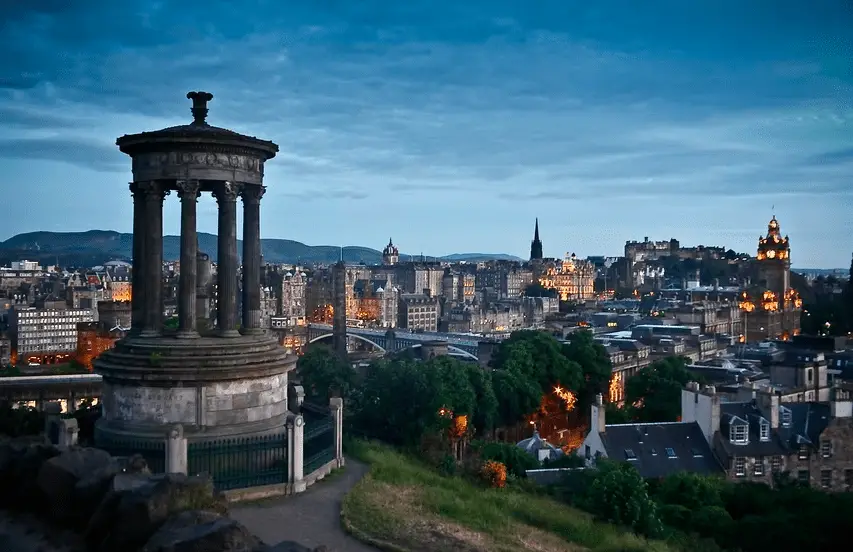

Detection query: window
(691, 448), (703, 458)
(798, 445), (809, 460)
(759, 420), (770, 441)
(754, 457), (765, 476)
(821, 440), (832, 458)
(665, 448), (677, 459)
(798, 470), (810, 484)
(735, 457), (746, 477)
(730, 423), (748, 444)
(780, 406), (792, 427)
(625, 449), (637, 460)
(821, 469), (832, 488)
(585, 445), (590, 458)
(771, 456), (782, 473)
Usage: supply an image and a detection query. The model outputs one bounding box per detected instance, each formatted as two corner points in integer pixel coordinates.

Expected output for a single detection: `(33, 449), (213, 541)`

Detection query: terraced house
(681, 383), (853, 491)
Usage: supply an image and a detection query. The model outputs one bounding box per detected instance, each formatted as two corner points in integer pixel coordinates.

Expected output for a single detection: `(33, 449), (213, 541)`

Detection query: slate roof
(716, 401), (832, 460)
(601, 421), (723, 478)
(517, 431), (564, 461)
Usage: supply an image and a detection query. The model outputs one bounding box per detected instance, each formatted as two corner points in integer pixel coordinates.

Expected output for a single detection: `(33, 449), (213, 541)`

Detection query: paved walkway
(232, 460), (377, 552)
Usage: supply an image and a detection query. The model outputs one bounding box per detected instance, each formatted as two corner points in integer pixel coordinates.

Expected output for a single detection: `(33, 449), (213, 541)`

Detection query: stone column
(165, 425), (188, 475)
(240, 185), (265, 334)
(129, 182), (147, 334)
(140, 181), (169, 337)
(176, 180), (201, 338)
(57, 418), (79, 449)
(213, 182), (241, 337)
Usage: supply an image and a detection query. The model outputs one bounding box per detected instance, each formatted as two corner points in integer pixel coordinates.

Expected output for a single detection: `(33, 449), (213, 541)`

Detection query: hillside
(0, 231), (521, 265)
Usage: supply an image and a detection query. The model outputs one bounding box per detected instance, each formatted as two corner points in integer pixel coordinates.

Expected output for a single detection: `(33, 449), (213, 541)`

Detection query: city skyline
(0, 1), (851, 268)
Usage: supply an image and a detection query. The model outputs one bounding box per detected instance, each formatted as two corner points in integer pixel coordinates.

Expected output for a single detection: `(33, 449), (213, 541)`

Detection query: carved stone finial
(186, 91), (214, 125)
(169, 424), (184, 439)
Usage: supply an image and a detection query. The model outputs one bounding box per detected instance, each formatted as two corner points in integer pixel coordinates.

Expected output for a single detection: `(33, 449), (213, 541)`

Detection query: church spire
(530, 218), (543, 261)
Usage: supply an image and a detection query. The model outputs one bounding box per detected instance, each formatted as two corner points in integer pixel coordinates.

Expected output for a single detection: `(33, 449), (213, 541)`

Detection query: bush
(480, 460), (508, 489)
(0, 402), (43, 437)
(582, 462), (662, 538)
(472, 440), (539, 478)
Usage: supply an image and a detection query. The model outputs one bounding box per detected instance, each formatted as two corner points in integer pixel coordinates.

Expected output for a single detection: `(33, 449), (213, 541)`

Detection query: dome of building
(516, 430), (565, 462)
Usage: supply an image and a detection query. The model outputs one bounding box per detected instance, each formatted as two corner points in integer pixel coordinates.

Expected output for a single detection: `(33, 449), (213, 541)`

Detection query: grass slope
(342, 440), (675, 552)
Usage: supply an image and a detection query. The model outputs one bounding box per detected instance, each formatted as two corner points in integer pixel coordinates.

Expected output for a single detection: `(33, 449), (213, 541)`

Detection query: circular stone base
(93, 332), (296, 443)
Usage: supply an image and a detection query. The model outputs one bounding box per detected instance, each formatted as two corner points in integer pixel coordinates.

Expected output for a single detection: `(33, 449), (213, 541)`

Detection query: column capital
(175, 179), (201, 199)
(240, 184), (266, 204)
(130, 180), (170, 201)
(212, 181), (242, 203)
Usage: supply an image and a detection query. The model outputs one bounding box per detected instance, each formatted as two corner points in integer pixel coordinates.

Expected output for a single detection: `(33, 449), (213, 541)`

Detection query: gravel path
(232, 460), (377, 552)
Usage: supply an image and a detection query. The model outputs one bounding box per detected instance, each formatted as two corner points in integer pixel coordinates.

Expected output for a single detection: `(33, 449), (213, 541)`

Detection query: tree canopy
(561, 330), (612, 417)
(624, 356), (695, 422)
(296, 345), (355, 402)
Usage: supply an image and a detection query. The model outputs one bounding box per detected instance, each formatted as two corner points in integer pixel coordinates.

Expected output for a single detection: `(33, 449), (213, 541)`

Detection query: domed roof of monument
(116, 91), (279, 159)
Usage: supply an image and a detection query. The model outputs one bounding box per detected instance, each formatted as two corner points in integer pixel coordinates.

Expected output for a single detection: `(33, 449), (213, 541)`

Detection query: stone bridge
(306, 324), (496, 361)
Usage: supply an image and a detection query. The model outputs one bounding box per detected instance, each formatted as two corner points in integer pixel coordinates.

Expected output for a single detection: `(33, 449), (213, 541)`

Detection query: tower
(755, 215), (791, 298)
(332, 260), (347, 359)
(529, 218), (543, 261)
(382, 238), (399, 266)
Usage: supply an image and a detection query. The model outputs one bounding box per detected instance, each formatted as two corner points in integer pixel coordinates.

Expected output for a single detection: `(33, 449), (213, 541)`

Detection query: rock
(0, 440), (61, 512)
(85, 473), (228, 552)
(74, 453), (152, 525)
(37, 447), (114, 525)
(142, 510), (263, 552)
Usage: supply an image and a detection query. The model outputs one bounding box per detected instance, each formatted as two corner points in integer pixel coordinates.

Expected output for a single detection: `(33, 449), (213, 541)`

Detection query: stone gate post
(165, 424), (188, 474)
(287, 413), (305, 493)
(330, 397), (345, 468)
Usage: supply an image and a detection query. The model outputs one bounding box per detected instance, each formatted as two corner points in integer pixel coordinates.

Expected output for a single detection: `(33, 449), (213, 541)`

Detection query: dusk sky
(0, 1), (851, 268)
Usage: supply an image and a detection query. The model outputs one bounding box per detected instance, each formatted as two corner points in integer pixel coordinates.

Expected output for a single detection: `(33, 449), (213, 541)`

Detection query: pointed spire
(534, 218), (540, 241)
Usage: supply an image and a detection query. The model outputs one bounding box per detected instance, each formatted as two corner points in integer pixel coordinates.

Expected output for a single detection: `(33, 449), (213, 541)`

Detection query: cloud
(0, 1), (851, 267)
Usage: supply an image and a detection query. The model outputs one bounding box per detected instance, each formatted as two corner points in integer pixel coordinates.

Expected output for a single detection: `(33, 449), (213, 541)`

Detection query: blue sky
(0, 1), (851, 268)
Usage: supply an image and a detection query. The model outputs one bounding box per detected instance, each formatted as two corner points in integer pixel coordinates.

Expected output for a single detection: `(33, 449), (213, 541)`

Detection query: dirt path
(232, 460), (377, 552)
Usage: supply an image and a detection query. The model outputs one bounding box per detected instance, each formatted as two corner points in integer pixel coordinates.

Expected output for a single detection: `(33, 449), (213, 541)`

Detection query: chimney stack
(592, 393), (606, 434)
(831, 388), (853, 418)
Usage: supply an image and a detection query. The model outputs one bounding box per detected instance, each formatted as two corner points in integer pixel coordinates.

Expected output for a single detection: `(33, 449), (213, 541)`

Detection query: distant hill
(0, 231), (522, 266)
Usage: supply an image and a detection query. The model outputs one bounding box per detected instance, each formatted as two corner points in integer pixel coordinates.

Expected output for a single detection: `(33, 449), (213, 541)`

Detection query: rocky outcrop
(0, 438), (327, 552)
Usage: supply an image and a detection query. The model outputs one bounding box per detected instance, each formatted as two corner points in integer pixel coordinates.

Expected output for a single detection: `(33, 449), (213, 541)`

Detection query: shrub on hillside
(472, 440), (539, 478)
(480, 460), (507, 489)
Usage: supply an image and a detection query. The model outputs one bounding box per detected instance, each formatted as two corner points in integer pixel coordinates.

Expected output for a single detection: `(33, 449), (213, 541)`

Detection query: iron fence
(187, 433), (288, 491)
(303, 413), (336, 475)
(95, 433), (166, 474)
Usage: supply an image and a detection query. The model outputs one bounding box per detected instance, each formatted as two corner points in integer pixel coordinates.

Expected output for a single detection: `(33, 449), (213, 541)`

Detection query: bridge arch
(307, 333), (387, 352)
(407, 343), (479, 361)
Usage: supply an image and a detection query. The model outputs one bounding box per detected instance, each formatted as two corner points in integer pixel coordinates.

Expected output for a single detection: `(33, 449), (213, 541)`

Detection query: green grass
(342, 439), (677, 552)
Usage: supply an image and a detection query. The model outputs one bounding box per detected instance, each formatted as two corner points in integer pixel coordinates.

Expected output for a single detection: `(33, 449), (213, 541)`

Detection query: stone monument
(94, 91), (296, 446)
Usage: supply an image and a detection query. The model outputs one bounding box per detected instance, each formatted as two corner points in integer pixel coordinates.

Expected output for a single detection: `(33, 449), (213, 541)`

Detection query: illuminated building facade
(279, 269), (307, 326)
(539, 253), (596, 301)
(738, 216), (801, 341)
(10, 306), (94, 365)
(76, 321), (126, 370)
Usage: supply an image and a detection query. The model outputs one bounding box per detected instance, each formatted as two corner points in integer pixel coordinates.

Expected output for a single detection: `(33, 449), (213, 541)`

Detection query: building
(10, 306), (94, 364)
(382, 238), (399, 266)
(579, 394), (723, 478)
(682, 383), (853, 491)
(398, 293), (439, 332)
(76, 321), (126, 370)
(738, 216), (802, 341)
(279, 269), (307, 327)
(530, 218), (543, 261)
(539, 253), (596, 301)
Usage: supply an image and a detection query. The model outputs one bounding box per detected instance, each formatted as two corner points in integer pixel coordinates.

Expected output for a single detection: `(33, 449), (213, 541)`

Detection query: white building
(11, 306), (94, 360)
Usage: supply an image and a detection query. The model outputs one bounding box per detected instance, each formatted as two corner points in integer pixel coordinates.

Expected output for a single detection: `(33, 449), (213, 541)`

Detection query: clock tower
(755, 215), (791, 299)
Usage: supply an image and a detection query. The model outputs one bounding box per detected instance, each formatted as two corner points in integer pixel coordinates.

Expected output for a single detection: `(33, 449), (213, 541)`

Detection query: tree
(491, 368), (542, 428)
(561, 330), (612, 416)
(583, 461), (662, 537)
(625, 356), (695, 422)
(492, 330), (583, 396)
(296, 345), (355, 402)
